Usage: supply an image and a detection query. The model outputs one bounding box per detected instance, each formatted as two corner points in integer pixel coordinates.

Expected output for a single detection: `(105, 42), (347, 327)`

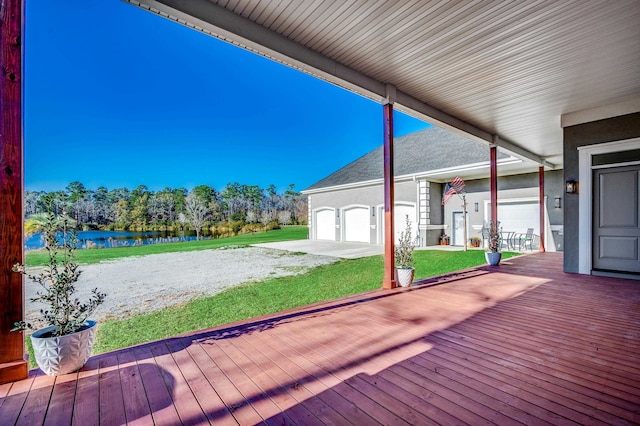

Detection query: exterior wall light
(371, 206), (375, 216)
(565, 179), (577, 194)
(474, 202), (479, 212)
(555, 196), (561, 209)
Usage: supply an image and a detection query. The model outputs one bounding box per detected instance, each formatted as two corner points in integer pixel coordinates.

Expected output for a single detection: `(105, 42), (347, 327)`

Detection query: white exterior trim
(561, 98), (640, 128)
(577, 137), (640, 274)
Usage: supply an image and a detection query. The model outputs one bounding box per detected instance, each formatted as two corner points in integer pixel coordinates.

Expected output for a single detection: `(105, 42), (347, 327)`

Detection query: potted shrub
(394, 216), (415, 287)
(440, 233), (450, 245)
(485, 220), (503, 265)
(12, 210), (106, 376)
(469, 236), (481, 248)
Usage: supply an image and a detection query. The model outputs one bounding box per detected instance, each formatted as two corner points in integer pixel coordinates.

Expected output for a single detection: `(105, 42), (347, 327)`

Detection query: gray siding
(309, 181), (417, 209)
(563, 112), (640, 273)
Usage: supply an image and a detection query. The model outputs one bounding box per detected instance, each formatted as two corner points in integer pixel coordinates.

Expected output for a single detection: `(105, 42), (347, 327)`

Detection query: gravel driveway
(24, 247), (337, 327)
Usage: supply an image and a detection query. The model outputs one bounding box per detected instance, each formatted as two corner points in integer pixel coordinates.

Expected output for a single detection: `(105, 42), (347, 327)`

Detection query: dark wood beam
(490, 145), (498, 226)
(539, 166), (546, 252)
(0, 0), (27, 384)
(382, 102), (396, 289)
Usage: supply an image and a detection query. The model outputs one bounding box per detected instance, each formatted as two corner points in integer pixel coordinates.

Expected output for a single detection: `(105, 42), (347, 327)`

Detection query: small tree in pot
(485, 220), (503, 265)
(394, 216), (415, 287)
(12, 209), (106, 375)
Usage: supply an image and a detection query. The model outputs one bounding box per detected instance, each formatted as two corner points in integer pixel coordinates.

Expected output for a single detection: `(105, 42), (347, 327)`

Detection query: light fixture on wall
(565, 179), (577, 194)
(371, 206), (375, 216)
(474, 202), (479, 212)
(555, 196), (561, 209)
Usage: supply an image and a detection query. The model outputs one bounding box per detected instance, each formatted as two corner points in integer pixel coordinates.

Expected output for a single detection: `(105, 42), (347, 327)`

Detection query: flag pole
(461, 194), (468, 251)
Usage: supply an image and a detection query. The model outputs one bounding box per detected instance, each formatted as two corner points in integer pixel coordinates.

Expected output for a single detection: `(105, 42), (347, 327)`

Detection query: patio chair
(517, 228), (535, 251)
(481, 222), (491, 247)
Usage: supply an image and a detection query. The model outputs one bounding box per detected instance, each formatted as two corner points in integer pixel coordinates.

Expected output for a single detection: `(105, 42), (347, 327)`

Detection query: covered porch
(2, 252), (638, 425)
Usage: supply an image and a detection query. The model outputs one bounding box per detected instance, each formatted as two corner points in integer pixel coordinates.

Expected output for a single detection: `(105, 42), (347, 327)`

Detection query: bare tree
(185, 194), (208, 239)
(260, 210), (275, 228)
(148, 192), (175, 226)
(24, 191), (42, 216)
(177, 213), (188, 235)
(277, 210), (292, 226)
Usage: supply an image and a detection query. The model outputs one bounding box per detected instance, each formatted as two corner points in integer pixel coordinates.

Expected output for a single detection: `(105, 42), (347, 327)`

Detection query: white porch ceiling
(127, 0), (640, 168)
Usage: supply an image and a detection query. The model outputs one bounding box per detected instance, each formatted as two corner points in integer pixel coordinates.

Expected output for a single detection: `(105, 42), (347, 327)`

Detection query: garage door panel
(315, 209), (335, 241)
(496, 202), (539, 235)
(344, 207), (370, 243)
(394, 205), (416, 244)
(376, 204), (416, 244)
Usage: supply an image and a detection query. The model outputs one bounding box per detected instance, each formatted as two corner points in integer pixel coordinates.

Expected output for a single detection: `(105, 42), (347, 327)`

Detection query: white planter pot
(395, 267), (415, 287)
(485, 251), (502, 266)
(30, 320), (97, 376)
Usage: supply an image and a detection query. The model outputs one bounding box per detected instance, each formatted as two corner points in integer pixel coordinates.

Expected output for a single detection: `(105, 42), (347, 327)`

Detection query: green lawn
(92, 249), (517, 354)
(25, 225), (308, 267)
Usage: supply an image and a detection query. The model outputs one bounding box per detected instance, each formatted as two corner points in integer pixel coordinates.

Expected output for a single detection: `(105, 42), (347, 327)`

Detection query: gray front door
(593, 165), (640, 273)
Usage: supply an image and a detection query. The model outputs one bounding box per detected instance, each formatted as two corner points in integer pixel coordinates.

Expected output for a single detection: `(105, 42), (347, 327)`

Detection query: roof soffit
(127, 0), (640, 168)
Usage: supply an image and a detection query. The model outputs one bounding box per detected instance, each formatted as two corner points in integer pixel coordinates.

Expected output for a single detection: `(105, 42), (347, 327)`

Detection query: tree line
(25, 181), (308, 238)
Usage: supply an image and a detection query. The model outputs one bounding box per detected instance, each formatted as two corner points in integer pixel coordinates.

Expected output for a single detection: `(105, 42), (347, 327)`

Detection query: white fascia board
(561, 98), (640, 128)
(125, 0), (553, 168)
(492, 136), (555, 169)
(413, 157), (523, 180)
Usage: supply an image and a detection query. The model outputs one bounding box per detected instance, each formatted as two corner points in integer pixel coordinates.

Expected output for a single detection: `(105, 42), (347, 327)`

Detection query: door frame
(578, 137), (640, 274)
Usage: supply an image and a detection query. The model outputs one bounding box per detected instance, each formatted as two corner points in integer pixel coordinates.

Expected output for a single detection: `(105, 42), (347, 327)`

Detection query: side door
(593, 165), (640, 273)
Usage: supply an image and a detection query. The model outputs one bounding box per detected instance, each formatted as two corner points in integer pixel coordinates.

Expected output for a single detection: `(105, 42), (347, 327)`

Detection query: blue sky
(25, 1), (428, 193)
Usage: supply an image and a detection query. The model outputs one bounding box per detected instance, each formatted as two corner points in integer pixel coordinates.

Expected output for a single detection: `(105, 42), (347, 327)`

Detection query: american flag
(441, 176), (465, 205)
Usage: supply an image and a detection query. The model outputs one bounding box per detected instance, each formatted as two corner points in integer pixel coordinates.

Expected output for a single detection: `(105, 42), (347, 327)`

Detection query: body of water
(25, 230), (212, 251)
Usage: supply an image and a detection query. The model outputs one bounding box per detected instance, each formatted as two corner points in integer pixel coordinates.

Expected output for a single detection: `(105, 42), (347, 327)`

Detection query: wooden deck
(1, 252), (639, 425)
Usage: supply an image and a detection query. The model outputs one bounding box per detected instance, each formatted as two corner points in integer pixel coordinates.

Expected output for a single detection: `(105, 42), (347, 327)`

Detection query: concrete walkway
(253, 240), (469, 259)
(253, 240), (383, 259)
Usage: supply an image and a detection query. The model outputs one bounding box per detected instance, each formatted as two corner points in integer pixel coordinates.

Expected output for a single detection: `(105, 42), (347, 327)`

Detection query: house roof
(304, 126), (512, 192)
(129, 0), (640, 169)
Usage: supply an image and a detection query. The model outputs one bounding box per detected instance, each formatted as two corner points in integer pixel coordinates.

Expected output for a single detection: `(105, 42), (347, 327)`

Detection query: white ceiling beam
(125, 0), (554, 168)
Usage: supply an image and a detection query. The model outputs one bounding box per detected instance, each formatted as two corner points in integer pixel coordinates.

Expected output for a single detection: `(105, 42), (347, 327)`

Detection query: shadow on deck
(1, 252), (639, 424)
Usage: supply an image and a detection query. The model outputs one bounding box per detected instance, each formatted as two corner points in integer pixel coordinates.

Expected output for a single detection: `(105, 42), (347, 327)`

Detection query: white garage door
(376, 204), (417, 244)
(344, 207), (370, 243)
(315, 209), (335, 241)
(394, 204), (416, 243)
(497, 201), (539, 235)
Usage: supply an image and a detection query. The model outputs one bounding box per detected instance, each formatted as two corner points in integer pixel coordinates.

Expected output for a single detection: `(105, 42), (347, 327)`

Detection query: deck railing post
(0, 0), (28, 384)
(382, 91), (396, 289)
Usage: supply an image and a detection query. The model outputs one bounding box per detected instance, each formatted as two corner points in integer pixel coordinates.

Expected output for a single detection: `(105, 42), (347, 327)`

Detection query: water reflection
(25, 229), (214, 251)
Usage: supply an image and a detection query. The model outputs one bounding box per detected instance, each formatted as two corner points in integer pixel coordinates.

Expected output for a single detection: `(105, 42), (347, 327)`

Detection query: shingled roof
(305, 126), (510, 191)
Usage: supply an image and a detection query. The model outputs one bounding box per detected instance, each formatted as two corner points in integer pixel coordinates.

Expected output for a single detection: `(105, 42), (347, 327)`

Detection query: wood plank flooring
(1, 252), (639, 425)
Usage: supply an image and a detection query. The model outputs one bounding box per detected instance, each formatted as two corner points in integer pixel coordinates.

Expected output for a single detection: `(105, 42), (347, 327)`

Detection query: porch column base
(382, 277), (397, 290)
(0, 360), (28, 385)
